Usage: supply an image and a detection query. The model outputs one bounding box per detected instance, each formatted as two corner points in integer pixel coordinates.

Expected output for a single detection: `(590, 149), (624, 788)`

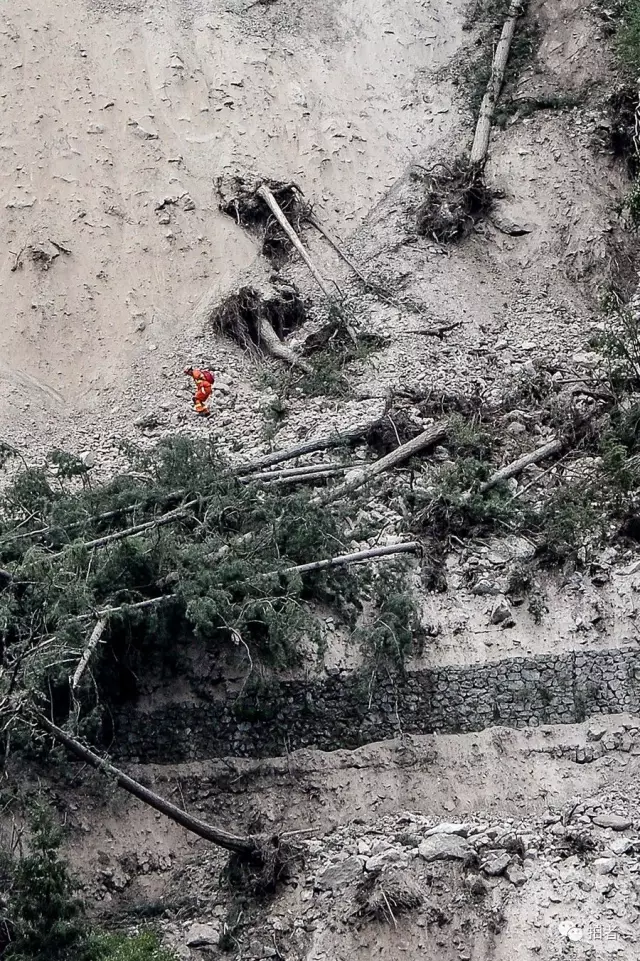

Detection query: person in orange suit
(184, 366), (214, 416)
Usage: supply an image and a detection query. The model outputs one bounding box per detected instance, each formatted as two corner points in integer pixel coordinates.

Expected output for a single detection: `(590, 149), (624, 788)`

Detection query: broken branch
(75, 595), (176, 622)
(471, 437), (564, 498)
(318, 421), (448, 503)
(403, 321), (463, 338)
(254, 312), (313, 374)
(71, 616), (108, 692)
(256, 185), (335, 298)
(308, 215), (370, 286)
(236, 414), (387, 475)
(239, 461), (348, 483)
(274, 541), (421, 576)
(52, 500), (199, 556)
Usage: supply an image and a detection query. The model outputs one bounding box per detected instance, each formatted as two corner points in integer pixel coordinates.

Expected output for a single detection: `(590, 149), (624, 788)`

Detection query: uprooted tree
(0, 428), (431, 878)
(4, 335), (640, 879)
(416, 0), (527, 241)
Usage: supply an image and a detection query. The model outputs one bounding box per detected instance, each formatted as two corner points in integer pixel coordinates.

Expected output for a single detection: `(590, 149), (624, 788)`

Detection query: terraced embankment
(115, 646), (640, 761)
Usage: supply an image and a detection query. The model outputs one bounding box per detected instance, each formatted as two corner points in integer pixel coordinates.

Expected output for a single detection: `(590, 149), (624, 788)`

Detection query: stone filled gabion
(114, 647), (640, 762)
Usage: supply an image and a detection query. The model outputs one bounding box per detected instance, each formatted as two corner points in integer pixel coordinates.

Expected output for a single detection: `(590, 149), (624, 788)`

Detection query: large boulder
(315, 856), (363, 890)
(592, 814), (632, 831)
(418, 834), (475, 863)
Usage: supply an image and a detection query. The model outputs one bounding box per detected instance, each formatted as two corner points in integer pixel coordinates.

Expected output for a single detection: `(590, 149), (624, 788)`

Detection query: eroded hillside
(2, 0), (640, 959)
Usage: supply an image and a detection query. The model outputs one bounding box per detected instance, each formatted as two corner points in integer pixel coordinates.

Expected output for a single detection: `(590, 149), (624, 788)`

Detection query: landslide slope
(3, 2), (639, 961)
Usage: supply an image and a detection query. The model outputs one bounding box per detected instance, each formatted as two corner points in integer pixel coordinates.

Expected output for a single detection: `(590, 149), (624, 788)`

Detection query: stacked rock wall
(113, 647), (640, 762)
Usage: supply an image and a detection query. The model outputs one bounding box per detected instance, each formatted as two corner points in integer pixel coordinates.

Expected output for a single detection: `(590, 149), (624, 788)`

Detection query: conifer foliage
(0, 436), (411, 740)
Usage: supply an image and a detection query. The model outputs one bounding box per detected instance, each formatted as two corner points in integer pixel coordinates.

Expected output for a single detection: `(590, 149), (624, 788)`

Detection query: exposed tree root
(217, 176), (311, 264)
(416, 0), (524, 241)
(211, 284), (312, 373)
(300, 314), (387, 359)
(363, 410), (424, 456)
(415, 157), (494, 243)
(225, 836), (302, 894)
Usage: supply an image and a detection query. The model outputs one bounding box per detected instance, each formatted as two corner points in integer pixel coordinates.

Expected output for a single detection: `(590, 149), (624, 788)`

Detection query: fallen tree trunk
(275, 541), (421, 576)
(318, 421), (448, 503)
(52, 500), (199, 557)
(308, 215), (370, 286)
(71, 617), (108, 692)
(467, 437), (564, 499)
(0, 491), (186, 546)
(236, 414), (386, 475)
(470, 0), (526, 165)
(257, 185), (335, 298)
(239, 461), (347, 483)
(75, 594), (176, 622)
(265, 468), (346, 486)
(35, 715), (256, 856)
(255, 312), (313, 374)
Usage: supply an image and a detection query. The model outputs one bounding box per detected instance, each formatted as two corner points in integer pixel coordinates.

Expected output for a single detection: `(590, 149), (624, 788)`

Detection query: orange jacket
(187, 368), (214, 391)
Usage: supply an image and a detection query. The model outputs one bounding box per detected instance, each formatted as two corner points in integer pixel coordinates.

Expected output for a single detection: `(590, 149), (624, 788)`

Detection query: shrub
(90, 932), (177, 961)
(355, 563), (423, 669)
(534, 484), (604, 565)
(3, 808), (89, 961)
(0, 807), (177, 961)
(0, 436), (420, 733)
(617, 0), (640, 71)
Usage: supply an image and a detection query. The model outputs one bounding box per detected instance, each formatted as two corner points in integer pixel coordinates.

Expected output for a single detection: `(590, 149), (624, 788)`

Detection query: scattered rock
(507, 422), (527, 435)
(490, 210), (534, 235)
(468, 876), (488, 897)
(472, 578), (500, 596)
(185, 923), (220, 947)
(128, 119), (159, 140)
(424, 822), (470, 838)
(587, 725), (607, 742)
(593, 857), (617, 876)
(134, 413), (161, 430)
(505, 862), (527, 886)
(607, 838), (633, 856)
(490, 596), (515, 627)
(365, 848), (409, 871)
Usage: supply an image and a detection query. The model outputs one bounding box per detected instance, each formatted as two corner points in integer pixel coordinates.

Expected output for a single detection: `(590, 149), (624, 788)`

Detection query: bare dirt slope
(0, 0), (621, 463)
(0, 0), (460, 459)
(53, 718), (640, 960)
